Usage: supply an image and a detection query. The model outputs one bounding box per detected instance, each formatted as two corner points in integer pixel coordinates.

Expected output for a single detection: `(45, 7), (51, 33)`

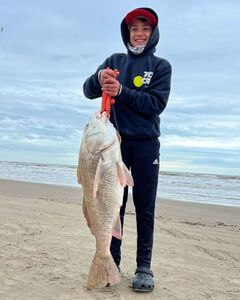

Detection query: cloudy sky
(0, 0), (239, 175)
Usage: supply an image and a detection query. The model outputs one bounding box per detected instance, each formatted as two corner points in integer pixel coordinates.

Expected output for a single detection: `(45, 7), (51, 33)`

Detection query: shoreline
(1, 179), (240, 299)
(1, 160), (239, 208)
(1, 178), (239, 208)
(1, 179), (240, 227)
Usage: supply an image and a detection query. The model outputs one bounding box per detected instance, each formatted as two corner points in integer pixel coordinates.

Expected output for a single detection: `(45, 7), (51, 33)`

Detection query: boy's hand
(101, 68), (121, 97)
(100, 67), (118, 83)
(102, 77), (120, 97)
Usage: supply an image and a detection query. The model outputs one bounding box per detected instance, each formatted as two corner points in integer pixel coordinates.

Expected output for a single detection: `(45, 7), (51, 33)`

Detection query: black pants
(110, 138), (160, 269)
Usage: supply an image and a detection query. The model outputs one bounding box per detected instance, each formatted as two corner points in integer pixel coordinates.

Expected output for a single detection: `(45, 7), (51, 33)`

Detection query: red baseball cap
(125, 8), (157, 27)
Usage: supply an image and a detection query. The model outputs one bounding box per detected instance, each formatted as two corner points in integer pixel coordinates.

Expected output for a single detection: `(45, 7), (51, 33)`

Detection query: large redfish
(77, 112), (133, 289)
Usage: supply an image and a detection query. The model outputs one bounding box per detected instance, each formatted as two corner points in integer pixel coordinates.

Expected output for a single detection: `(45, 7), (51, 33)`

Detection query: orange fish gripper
(101, 69), (119, 117)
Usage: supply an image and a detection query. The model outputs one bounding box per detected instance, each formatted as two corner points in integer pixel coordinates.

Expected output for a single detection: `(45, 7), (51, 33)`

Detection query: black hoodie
(83, 8), (172, 140)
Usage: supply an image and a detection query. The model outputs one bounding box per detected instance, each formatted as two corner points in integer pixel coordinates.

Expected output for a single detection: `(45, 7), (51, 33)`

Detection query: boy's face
(129, 19), (152, 47)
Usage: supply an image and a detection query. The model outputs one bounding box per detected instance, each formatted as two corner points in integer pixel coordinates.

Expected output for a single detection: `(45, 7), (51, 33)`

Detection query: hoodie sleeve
(116, 60), (172, 117)
(83, 58), (110, 99)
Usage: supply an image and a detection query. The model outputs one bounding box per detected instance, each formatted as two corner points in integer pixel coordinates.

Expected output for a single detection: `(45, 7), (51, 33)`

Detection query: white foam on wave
(0, 161), (239, 207)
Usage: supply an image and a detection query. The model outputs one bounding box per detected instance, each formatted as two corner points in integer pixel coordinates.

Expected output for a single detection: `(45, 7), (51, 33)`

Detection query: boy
(83, 7), (172, 292)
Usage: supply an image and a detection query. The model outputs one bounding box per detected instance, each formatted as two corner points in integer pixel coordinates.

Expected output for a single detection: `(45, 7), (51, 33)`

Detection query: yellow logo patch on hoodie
(133, 71), (153, 88)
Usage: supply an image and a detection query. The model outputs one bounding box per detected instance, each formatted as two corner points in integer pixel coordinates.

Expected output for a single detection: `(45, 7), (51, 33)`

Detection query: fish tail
(87, 253), (120, 289)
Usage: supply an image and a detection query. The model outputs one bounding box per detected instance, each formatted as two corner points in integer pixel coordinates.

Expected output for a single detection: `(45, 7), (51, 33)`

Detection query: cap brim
(125, 8), (157, 27)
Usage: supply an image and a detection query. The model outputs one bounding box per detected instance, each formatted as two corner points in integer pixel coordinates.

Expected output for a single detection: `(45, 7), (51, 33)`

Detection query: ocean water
(0, 161), (239, 207)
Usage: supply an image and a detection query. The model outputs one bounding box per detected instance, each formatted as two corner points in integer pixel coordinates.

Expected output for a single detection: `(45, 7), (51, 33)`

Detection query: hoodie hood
(121, 7), (160, 56)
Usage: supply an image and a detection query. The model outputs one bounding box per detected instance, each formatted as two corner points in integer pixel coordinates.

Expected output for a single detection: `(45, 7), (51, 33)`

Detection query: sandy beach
(0, 179), (239, 300)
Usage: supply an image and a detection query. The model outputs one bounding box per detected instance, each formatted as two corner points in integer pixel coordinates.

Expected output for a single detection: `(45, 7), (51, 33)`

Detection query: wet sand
(0, 179), (239, 299)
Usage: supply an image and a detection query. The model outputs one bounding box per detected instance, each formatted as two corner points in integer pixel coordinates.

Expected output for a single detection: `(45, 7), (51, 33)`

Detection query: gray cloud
(0, 0), (239, 175)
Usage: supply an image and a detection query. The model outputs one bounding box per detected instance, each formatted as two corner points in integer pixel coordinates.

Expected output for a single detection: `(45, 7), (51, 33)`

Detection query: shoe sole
(132, 287), (154, 293)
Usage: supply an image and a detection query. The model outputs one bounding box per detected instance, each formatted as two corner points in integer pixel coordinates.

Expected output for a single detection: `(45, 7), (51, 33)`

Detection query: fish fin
(93, 156), (112, 198)
(87, 253), (120, 289)
(112, 215), (122, 240)
(93, 157), (103, 199)
(122, 163), (134, 186)
(82, 199), (94, 236)
(117, 162), (127, 186)
(117, 162), (134, 187)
